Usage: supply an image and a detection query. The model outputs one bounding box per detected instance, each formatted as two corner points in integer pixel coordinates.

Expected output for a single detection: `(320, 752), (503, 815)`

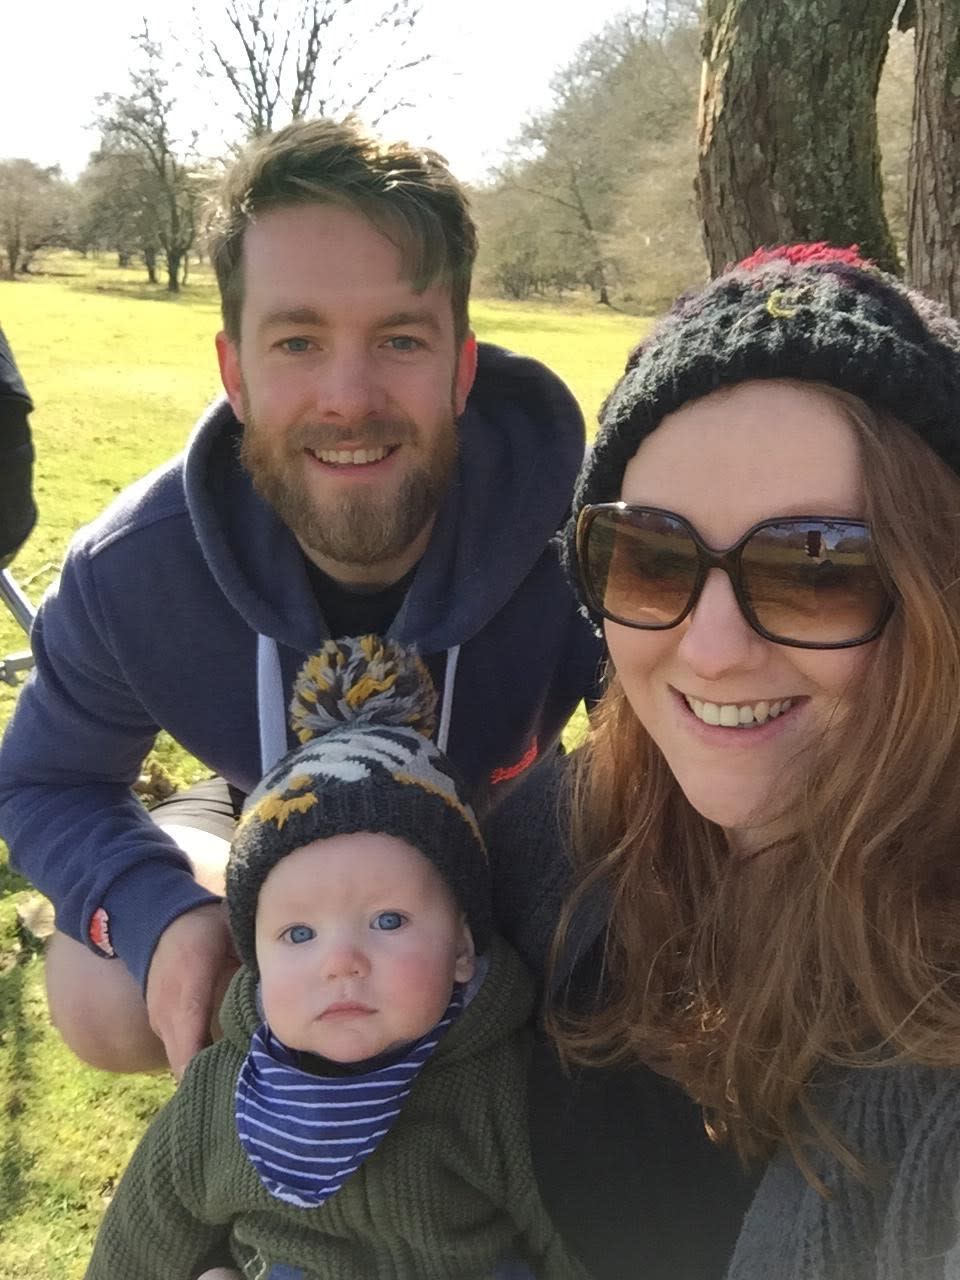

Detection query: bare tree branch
(198, 0), (431, 138)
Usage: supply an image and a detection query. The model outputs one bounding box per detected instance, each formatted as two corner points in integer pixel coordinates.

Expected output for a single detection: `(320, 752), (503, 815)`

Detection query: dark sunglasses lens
(740, 521), (888, 644)
(583, 508), (699, 627)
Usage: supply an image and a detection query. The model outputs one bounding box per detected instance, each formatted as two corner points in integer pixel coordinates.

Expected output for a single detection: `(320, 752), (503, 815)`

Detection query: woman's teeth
(312, 446), (391, 465)
(683, 696), (793, 727)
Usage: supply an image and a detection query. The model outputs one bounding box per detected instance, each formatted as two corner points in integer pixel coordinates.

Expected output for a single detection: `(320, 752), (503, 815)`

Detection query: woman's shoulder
(729, 1063), (960, 1280)
(819, 1060), (960, 1151)
(483, 749), (580, 978)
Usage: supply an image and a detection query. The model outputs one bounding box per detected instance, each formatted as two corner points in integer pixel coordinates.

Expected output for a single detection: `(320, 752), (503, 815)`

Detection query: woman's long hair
(549, 390), (960, 1177)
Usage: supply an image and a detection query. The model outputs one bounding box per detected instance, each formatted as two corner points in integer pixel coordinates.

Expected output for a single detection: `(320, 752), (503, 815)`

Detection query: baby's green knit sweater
(85, 937), (584, 1280)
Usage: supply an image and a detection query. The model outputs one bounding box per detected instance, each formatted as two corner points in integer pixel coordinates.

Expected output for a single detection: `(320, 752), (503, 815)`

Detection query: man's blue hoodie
(0, 344), (600, 990)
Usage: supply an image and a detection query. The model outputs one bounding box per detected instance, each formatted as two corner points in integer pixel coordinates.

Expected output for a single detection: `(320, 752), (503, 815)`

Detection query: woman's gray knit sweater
(727, 1064), (960, 1279)
(485, 758), (960, 1278)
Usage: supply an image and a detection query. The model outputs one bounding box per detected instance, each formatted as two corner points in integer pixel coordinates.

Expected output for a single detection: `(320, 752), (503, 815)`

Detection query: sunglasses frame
(576, 503), (896, 651)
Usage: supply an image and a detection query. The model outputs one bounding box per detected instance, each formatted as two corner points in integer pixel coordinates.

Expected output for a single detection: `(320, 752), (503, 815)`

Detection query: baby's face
(255, 833), (476, 1062)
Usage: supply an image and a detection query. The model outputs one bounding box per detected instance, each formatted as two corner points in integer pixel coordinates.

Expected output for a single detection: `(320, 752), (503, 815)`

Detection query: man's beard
(239, 406), (459, 569)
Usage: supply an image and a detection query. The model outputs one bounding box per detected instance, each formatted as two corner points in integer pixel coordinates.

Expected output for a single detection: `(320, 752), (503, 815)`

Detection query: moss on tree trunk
(697, 0), (901, 274)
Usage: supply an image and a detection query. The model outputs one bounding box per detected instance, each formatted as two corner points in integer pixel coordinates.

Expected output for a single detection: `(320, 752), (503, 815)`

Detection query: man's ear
(215, 330), (246, 422)
(454, 332), (478, 417)
(454, 915), (476, 984)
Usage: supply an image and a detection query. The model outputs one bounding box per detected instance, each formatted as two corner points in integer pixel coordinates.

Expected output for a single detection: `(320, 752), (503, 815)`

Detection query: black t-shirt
(304, 560), (417, 640)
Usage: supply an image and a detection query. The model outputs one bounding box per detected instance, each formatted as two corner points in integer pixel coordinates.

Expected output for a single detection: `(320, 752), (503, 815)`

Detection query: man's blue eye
(282, 337), (311, 353)
(287, 924), (315, 944)
(386, 336), (420, 352)
(373, 911), (404, 931)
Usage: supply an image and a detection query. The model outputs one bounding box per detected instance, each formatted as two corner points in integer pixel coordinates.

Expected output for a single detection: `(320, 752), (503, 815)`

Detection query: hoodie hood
(183, 342), (585, 655)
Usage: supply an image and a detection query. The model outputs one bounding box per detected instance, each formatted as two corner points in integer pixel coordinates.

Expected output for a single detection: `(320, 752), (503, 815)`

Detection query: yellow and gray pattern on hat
(290, 635), (437, 744)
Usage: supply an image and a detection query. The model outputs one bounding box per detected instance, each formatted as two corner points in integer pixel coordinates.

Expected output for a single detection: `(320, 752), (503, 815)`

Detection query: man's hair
(208, 116), (477, 344)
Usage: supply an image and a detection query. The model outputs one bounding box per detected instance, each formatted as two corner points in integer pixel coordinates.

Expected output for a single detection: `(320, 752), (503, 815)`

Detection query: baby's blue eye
(286, 924), (315, 944)
(372, 911), (404, 931)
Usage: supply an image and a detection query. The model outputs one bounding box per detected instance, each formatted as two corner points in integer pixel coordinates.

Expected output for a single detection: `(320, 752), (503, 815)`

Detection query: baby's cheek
(386, 948), (454, 1010)
(260, 965), (304, 1026)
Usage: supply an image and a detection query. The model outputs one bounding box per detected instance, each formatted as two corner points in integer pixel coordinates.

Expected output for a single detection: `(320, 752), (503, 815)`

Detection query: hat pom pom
(735, 242), (873, 272)
(289, 636), (438, 744)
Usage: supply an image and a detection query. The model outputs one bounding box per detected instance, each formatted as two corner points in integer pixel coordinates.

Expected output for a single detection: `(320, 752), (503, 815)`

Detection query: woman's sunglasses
(576, 504), (895, 650)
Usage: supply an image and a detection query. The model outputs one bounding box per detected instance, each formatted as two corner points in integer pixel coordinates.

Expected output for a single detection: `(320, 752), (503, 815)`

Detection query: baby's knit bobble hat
(227, 635), (492, 971)
(565, 243), (960, 621)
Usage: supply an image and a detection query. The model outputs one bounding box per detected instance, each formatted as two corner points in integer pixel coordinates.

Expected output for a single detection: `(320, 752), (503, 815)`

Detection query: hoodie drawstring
(437, 645), (459, 752)
(257, 633), (287, 773)
(256, 635), (461, 772)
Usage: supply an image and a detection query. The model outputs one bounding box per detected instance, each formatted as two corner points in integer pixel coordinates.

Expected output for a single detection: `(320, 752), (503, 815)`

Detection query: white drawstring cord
(437, 644), (460, 751)
(257, 634), (461, 766)
(256, 633), (287, 773)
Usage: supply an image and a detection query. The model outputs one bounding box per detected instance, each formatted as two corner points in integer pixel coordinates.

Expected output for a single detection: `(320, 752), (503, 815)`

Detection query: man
(0, 118), (600, 1079)
(0, 326), (37, 568)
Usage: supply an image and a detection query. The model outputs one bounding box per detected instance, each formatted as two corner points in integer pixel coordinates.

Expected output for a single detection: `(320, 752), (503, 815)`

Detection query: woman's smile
(678, 690), (798, 729)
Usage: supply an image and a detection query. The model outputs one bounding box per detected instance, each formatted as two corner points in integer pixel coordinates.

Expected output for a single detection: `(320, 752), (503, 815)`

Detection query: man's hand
(145, 902), (239, 1080)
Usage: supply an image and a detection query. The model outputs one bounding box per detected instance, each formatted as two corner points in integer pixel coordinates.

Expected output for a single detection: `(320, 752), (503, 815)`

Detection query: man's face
(216, 202), (477, 581)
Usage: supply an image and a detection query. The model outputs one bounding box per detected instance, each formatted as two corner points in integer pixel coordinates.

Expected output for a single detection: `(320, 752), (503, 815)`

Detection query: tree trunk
(906, 0), (960, 314)
(144, 247), (158, 284)
(166, 250), (182, 293)
(697, 0), (901, 275)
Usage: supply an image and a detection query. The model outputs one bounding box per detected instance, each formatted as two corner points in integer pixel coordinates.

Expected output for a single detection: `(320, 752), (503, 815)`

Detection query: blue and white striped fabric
(235, 990), (463, 1208)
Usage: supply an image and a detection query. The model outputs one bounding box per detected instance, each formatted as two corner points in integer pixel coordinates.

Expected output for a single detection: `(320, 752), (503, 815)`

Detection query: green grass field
(0, 254), (643, 1278)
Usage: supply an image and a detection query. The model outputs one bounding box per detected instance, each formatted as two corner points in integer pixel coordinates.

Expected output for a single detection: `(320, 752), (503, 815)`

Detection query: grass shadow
(0, 949), (43, 1229)
(66, 279), (221, 311)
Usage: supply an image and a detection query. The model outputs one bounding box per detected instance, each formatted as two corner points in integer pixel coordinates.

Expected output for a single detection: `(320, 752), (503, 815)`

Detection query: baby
(85, 637), (583, 1280)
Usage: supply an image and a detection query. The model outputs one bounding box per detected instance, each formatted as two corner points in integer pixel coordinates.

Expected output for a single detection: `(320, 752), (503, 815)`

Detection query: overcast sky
(2, 0), (644, 184)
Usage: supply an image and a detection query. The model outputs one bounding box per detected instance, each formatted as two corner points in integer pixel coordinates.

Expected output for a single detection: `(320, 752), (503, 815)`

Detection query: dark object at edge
(0, 326), (37, 567)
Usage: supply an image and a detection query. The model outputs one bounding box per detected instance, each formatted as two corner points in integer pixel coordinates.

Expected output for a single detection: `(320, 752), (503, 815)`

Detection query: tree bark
(906, 0), (960, 314)
(3, 237), (19, 278)
(166, 250), (182, 293)
(144, 246), (158, 284)
(697, 0), (901, 275)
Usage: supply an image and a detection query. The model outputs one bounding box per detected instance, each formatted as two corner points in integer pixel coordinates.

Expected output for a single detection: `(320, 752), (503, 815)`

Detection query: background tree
(200, 0), (431, 138)
(478, 4), (701, 307)
(0, 160), (73, 278)
(96, 26), (208, 292)
(74, 149), (164, 279)
(697, 0), (901, 274)
(904, 0), (960, 313)
(472, 177), (582, 300)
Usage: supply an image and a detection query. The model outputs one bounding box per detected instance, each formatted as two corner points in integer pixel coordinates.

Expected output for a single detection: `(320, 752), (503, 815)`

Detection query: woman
(489, 244), (960, 1279)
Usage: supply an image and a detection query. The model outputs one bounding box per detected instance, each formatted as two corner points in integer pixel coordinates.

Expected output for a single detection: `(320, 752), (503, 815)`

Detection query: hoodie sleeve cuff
(96, 862), (222, 993)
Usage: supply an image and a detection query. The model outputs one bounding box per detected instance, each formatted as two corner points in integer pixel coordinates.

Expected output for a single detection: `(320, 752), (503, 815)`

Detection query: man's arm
(0, 536), (226, 1070)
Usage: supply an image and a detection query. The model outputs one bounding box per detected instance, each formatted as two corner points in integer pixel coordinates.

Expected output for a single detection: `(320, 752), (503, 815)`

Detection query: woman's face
(605, 379), (872, 847)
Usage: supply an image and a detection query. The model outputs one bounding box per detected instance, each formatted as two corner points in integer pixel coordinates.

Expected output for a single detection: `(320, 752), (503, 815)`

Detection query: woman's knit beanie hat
(565, 243), (960, 610)
(227, 636), (492, 971)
